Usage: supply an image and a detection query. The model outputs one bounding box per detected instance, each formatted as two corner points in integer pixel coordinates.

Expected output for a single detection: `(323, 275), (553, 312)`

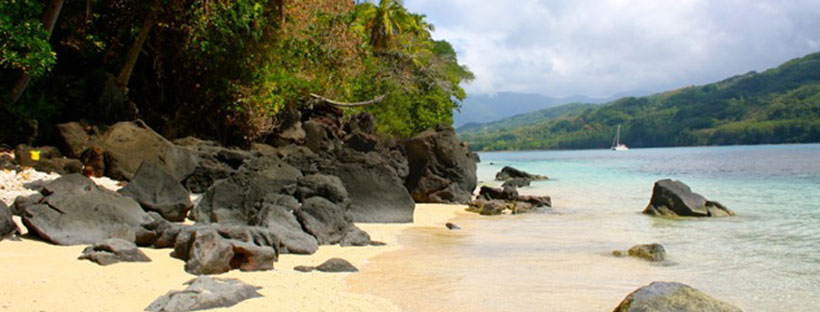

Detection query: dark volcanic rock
(1, 201), (20, 241)
(296, 174), (348, 204)
(316, 258), (359, 272)
(192, 157), (302, 224)
(10, 193), (43, 216)
(478, 186), (519, 201)
(293, 265), (315, 273)
(14, 145), (62, 167)
(0, 153), (19, 171)
(171, 225), (279, 275)
(94, 121), (199, 181)
(22, 174), (153, 245)
(502, 178), (531, 188)
(404, 124), (478, 204)
(119, 162), (193, 222)
(495, 166), (548, 182)
(294, 197), (350, 245)
(340, 225), (371, 247)
(614, 281), (743, 312)
(145, 276), (262, 312)
(613, 243), (667, 262)
(643, 179), (734, 218)
(318, 149), (415, 223)
(56, 121), (97, 158)
(252, 194), (318, 255)
(78, 238), (151, 265)
(628, 243), (667, 262)
(467, 199), (509, 216)
(445, 222), (461, 230)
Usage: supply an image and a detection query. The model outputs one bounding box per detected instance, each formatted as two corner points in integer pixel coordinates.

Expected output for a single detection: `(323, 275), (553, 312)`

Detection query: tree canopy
(0, 0), (473, 144)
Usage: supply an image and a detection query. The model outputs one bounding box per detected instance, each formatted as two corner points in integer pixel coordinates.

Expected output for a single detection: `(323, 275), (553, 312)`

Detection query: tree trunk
(116, 0), (160, 92)
(9, 0), (65, 104)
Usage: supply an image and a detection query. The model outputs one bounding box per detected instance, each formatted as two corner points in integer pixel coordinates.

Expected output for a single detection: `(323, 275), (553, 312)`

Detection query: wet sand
(0, 204), (466, 311)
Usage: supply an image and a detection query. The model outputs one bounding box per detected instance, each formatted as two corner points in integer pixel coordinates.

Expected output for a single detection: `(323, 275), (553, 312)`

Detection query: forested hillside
(459, 52), (820, 151)
(1, 0), (472, 145)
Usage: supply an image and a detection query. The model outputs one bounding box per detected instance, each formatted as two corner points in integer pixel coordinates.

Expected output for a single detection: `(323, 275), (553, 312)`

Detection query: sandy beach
(0, 204), (467, 312)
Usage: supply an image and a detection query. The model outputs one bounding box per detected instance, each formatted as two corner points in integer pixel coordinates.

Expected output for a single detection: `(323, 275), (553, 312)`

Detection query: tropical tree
(354, 0), (410, 52)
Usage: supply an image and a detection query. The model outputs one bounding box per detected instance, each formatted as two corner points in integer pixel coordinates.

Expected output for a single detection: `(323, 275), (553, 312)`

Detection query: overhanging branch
(310, 93), (386, 107)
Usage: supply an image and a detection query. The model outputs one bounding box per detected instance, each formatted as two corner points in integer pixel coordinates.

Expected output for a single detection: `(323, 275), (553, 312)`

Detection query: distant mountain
(453, 92), (617, 127)
(459, 51), (820, 151)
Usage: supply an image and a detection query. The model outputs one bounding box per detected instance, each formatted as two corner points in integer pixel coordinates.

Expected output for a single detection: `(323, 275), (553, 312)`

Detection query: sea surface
(350, 144), (820, 312)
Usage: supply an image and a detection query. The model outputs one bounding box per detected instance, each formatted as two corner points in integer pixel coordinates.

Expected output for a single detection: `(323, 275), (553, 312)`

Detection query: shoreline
(0, 204), (465, 311)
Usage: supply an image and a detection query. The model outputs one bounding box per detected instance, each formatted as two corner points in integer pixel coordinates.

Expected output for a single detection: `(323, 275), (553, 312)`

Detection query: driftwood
(310, 93), (386, 107)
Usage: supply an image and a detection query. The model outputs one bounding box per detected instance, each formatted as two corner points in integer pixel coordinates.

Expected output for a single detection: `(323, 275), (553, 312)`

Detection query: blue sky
(404, 0), (820, 98)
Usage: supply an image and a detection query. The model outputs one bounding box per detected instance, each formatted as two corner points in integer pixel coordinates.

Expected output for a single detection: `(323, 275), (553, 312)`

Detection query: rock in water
(613, 281), (743, 312)
(316, 258), (359, 272)
(22, 174), (153, 245)
(502, 178), (531, 188)
(494, 166), (548, 182)
(1, 201), (20, 241)
(643, 179), (734, 217)
(78, 238), (151, 265)
(404, 124), (478, 204)
(625, 243), (666, 262)
(445, 222), (461, 230)
(118, 162), (193, 222)
(145, 276), (262, 312)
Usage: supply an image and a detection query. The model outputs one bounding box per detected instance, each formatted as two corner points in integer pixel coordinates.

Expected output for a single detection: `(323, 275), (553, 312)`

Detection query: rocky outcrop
(495, 166), (547, 182)
(294, 258), (359, 273)
(146, 276), (262, 312)
(78, 238), (151, 265)
(614, 281), (742, 312)
(468, 186), (552, 215)
(613, 243), (667, 262)
(1, 201), (20, 241)
(58, 120), (200, 181)
(21, 174), (153, 245)
(643, 179), (734, 217)
(404, 124), (478, 204)
(118, 162), (192, 222)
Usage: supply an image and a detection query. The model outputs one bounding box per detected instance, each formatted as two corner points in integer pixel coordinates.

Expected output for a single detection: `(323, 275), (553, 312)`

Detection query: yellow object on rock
(30, 150), (40, 161)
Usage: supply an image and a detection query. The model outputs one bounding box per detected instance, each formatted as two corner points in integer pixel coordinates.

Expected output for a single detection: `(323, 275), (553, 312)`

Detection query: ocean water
(351, 144), (820, 312)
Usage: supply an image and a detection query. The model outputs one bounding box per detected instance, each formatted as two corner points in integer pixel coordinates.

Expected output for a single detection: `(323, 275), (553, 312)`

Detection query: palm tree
(355, 0), (409, 52)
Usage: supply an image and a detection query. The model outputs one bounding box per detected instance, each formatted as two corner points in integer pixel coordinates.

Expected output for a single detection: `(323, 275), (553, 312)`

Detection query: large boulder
(308, 149), (415, 223)
(495, 166), (548, 182)
(404, 124), (478, 204)
(146, 276), (262, 312)
(78, 238), (151, 265)
(1, 201), (20, 241)
(251, 194), (318, 255)
(22, 174), (153, 245)
(613, 281), (743, 312)
(294, 197), (350, 245)
(175, 138), (258, 193)
(191, 157), (302, 224)
(643, 179), (734, 217)
(118, 162), (192, 222)
(93, 121), (199, 181)
(171, 225), (279, 275)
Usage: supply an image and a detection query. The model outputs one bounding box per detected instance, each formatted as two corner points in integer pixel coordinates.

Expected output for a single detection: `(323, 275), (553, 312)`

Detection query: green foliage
(0, 0), (55, 77)
(460, 52), (820, 150)
(3, 0), (472, 144)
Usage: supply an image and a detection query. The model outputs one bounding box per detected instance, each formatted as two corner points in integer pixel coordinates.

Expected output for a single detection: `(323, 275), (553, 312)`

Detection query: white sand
(0, 204), (465, 311)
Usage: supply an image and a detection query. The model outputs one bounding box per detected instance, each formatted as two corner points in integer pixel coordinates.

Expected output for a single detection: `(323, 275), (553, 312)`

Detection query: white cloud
(405, 0), (820, 97)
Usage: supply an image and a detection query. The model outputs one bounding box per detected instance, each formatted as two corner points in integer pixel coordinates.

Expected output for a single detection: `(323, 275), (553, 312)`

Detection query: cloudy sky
(404, 0), (820, 98)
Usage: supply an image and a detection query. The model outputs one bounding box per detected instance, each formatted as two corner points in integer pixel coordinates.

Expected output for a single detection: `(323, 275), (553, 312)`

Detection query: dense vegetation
(1, 0), (473, 145)
(459, 52), (820, 151)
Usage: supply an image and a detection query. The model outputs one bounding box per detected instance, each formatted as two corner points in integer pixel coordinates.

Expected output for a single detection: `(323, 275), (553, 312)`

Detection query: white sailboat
(611, 125), (629, 151)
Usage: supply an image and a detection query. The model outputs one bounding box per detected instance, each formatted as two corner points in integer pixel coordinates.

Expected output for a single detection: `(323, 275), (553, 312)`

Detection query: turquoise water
(362, 144), (820, 311)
